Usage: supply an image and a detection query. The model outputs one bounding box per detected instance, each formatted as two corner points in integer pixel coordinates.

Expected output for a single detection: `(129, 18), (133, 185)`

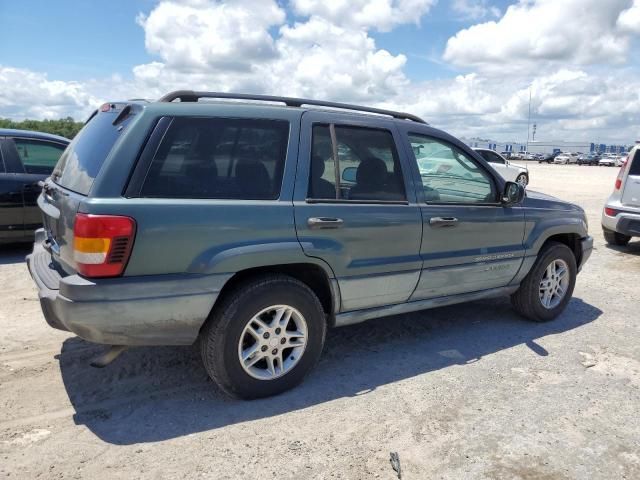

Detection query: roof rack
(157, 90), (427, 124)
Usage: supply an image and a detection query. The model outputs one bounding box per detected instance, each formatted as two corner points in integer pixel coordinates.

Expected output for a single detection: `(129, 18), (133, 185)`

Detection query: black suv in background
(0, 129), (69, 244)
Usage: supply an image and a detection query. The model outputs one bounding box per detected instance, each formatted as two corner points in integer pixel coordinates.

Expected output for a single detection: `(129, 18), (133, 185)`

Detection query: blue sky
(1, 0), (639, 142)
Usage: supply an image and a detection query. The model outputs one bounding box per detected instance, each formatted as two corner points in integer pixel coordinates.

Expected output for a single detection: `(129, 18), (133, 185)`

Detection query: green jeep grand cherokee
(27, 91), (593, 399)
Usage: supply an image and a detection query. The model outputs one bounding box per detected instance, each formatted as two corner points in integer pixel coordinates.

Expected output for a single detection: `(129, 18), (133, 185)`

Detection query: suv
(27, 91), (593, 399)
(0, 129), (69, 244)
(602, 146), (640, 246)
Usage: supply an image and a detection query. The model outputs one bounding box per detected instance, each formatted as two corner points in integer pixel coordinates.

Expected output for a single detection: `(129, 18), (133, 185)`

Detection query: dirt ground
(1, 163), (639, 479)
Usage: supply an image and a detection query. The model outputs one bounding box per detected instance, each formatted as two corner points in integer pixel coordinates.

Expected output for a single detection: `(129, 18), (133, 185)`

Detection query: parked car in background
(511, 151), (534, 160)
(473, 148), (529, 186)
(602, 145), (640, 246)
(539, 152), (561, 163)
(554, 152), (579, 164)
(27, 91), (592, 399)
(577, 153), (601, 166)
(1, 129), (69, 244)
(599, 153), (626, 167)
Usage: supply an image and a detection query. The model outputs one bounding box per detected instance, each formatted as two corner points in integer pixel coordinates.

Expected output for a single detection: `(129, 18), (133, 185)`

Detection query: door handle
(429, 216), (458, 227)
(308, 217), (344, 229)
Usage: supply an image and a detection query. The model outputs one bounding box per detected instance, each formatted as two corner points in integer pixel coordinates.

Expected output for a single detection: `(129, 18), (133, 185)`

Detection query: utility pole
(526, 86), (532, 153)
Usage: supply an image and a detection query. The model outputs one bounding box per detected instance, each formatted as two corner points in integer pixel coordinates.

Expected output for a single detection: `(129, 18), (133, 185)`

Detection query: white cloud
(137, 0), (285, 73)
(290, 0), (436, 32)
(2, 0), (640, 144)
(395, 69), (640, 142)
(617, 0), (640, 34)
(451, 0), (500, 20)
(444, 0), (633, 69)
(0, 65), (99, 120)
(131, 0), (416, 102)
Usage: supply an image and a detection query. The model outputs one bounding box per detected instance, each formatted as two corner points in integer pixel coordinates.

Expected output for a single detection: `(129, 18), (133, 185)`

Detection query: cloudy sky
(1, 0), (640, 143)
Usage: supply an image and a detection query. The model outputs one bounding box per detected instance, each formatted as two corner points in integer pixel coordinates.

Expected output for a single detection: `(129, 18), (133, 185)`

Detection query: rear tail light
(615, 158), (630, 190)
(73, 214), (136, 277)
(604, 207), (619, 217)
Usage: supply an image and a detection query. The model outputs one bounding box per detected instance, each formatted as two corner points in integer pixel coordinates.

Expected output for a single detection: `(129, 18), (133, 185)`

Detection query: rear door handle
(429, 216), (458, 227)
(308, 217), (344, 229)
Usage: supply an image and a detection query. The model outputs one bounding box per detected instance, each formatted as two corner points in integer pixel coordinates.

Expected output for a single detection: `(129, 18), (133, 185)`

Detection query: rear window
(53, 108), (131, 195)
(140, 117), (289, 199)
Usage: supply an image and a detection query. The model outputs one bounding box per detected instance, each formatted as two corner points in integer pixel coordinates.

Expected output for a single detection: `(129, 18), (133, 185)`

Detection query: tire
(603, 229), (631, 246)
(515, 173), (528, 186)
(199, 275), (327, 399)
(511, 242), (577, 322)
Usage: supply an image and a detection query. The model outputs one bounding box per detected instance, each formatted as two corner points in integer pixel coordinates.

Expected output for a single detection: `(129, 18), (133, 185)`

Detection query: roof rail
(157, 90), (427, 124)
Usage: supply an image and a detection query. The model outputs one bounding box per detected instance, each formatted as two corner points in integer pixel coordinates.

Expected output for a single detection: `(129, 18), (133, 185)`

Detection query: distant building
(462, 138), (631, 155)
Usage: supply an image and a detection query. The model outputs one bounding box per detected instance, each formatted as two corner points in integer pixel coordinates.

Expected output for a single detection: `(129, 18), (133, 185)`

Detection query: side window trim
(306, 122), (409, 205)
(407, 133), (501, 206)
(124, 116), (173, 197)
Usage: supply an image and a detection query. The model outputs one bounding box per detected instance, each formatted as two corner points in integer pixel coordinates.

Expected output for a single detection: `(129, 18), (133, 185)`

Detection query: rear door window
(140, 117), (290, 199)
(308, 125), (406, 201)
(13, 138), (66, 174)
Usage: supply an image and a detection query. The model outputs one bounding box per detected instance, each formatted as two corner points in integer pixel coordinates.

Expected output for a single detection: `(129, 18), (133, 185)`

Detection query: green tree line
(0, 117), (83, 139)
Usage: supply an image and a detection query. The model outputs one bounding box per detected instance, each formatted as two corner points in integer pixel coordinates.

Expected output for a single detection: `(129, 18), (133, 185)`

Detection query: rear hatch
(40, 103), (136, 273)
(621, 149), (640, 208)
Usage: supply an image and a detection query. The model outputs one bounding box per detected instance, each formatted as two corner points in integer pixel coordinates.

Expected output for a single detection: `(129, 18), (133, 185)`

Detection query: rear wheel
(200, 275), (327, 399)
(603, 229), (631, 246)
(511, 242), (577, 322)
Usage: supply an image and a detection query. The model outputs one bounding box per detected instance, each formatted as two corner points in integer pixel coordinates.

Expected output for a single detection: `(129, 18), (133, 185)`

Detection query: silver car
(473, 148), (529, 186)
(602, 146), (640, 246)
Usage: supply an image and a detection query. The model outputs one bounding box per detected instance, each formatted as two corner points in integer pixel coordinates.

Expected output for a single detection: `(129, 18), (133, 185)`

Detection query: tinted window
(483, 151), (505, 164)
(54, 109), (132, 195)
(629, 150), (640, 176)
(13, 139), (66, 174)
(309, 125), (406, 201)
(141, 117), (289, 199)
(409, 134), (495, 204)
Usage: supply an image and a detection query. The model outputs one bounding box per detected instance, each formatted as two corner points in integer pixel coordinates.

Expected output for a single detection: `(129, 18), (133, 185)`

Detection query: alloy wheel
(237, 305), (308, 380)
(538, 259), (570, 309)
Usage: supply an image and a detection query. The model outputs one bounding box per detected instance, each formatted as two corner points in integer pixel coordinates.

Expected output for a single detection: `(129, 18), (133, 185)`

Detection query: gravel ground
(1, 163), (639, 479)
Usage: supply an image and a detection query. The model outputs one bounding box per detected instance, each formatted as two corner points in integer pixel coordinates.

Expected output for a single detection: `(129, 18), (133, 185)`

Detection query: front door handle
(308, 217), (344, 229)
(429, 216), (458, 227)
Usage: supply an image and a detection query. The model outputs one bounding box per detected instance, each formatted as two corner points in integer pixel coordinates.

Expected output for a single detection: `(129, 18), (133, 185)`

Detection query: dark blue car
(0, 128), (69, 244)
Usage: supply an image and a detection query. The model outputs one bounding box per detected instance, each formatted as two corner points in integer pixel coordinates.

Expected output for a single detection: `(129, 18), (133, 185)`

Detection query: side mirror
(342, 167), (357, 183)
(502, 181), (525, 205)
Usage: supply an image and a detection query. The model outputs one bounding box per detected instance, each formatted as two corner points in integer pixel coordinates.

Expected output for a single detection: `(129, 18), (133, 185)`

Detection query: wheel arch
(203, 263), (339, 335)
(539, 233), (583, 265)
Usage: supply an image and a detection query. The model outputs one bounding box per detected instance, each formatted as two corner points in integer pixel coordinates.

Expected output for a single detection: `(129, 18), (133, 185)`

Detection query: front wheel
(200, 275), (327, 399)
(515, 173), (528, 186)
(511, 242), (577, 322)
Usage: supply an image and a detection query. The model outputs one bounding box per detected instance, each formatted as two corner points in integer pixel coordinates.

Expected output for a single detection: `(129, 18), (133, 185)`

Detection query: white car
(554, 152), (579, 164)
(473, 148), (529, 186)
(600, 154), (627, 167)
(601, 145), (640, 246)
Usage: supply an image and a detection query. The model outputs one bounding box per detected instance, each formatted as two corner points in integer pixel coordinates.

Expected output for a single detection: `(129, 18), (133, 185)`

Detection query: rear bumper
(26, 229), (232, 346)
(601, 208), (640, 237)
